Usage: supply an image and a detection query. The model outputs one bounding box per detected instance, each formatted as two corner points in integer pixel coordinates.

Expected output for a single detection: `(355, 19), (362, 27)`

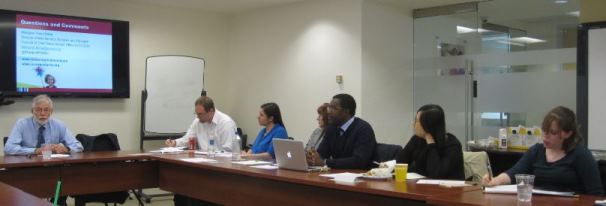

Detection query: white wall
(0, 0), (230, 152)
(226, 0), (415, 146)
(225, 0), (363, 143)
(361, 1), (414, 144)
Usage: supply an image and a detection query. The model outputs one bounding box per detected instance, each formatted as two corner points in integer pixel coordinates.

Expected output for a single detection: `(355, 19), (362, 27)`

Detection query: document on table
(484, 184), (577, 197)
(180, 157), (218, 163)
(407, 172), (425, 180)
(50, 154), (70, 158)
(231, 160), (273, 166)
(149, 147), (186, 154)
(250, 165), (279, 170)
(320, 172), (363, 184)
(194, 151), (232, 157)
(416, 179), (469, 187)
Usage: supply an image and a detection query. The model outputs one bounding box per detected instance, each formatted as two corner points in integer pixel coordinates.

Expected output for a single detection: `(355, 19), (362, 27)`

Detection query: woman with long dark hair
(395, 104), (464, 180)
(245, 102), (288, 160)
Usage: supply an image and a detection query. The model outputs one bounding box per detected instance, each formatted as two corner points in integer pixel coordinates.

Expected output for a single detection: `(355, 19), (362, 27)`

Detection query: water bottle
(232, 134), (241, 161)
(208, 135), (215, 158)
(498, 128), (508, 149)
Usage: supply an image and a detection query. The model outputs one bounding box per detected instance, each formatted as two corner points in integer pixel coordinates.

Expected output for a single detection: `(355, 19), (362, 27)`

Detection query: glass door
(413, 3), (481, 145)
(413, 0), (580, 147)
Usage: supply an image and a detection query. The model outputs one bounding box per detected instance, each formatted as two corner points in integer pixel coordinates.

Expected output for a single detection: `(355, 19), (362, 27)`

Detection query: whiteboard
(588, 28), (606, 151)
(144, 56), (204, 133)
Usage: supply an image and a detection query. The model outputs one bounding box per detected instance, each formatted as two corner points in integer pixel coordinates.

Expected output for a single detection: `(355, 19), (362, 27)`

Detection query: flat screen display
(0, 9), (130, 98)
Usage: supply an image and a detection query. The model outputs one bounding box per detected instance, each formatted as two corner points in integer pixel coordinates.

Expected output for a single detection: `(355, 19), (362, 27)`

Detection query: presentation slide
(15, 14), (113, 93)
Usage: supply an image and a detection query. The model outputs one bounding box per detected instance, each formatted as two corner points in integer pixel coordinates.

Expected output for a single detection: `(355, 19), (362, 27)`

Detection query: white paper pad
(194, 151), (232, 157)
(231, 160), (273, 166)
(407, 172), (426, 180)
(484, 184), (577, 197)
(250, 165), (279, 170)
(149, 147), (186, 154)
(320, 172), (363, 184)
(417, 179), (466, 185)
(50, 154), (70, 158)
(180, 157), (218, 163)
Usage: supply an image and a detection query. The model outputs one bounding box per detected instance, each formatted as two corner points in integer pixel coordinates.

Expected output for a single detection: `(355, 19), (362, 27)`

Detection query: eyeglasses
(34, 107), (51, 113)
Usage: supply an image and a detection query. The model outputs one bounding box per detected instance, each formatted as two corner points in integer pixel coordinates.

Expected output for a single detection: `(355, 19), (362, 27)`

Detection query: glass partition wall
(412, 0), (580, 147)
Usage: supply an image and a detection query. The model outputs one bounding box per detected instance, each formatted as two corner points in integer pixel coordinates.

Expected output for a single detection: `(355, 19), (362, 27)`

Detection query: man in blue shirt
(5, 94), (83, 155)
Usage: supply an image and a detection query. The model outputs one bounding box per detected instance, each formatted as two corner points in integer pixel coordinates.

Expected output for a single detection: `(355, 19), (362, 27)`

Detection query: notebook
(273, 139), (322, 172)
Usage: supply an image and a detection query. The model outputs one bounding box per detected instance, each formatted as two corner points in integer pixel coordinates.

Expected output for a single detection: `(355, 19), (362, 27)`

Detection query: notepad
(50, 154), (70, 158)
(231, 160), (273, 166)
(320, 172), (363, 184)
(407, 172), (426, 180)
(180, 157), (217, 163)
(149, 147), (186, 154)
(484, 184), (577, 197)
(250, 165), (279, 170)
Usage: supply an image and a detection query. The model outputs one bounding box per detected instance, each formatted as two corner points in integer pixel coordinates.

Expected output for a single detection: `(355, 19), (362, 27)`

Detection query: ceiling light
(567, 11), (580, 17)
(457, 26), (475, 34)
(554, 0), (568, 4)
(511, 37), (546, 44)
(457, 26), (493, 34)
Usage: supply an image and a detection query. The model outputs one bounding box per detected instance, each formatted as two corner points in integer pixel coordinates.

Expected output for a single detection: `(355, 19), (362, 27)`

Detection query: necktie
(36, 126), (45, 148)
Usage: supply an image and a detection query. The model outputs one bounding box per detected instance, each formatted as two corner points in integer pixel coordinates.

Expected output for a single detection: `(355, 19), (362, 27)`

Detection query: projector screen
(0, 9), (130, 98)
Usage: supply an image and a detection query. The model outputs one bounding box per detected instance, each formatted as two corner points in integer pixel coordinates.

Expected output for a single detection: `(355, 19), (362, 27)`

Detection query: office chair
(463, 151), (491, 183)
(3, 136), (7, 146)
(74, 133), (142, 206)
(372, 143), (402, 163)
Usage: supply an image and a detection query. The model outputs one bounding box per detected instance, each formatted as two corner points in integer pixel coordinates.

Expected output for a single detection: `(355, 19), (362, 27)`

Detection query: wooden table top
(427, 189), (604, 206)
(0, 182), (50, 206)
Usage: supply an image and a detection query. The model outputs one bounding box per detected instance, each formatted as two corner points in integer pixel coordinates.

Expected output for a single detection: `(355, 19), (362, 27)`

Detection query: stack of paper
(320, 172), (363, 184)
(231, 160), (273, 166)
(416, 179), (470, 187)
(180, 157), (217, 163)
(484, 184), (577, 197)
(407, 172), (425, 180)
(149, 147), (186, 154)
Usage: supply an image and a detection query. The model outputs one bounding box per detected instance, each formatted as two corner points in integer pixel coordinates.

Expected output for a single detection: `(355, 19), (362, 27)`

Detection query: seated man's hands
(51, 144), (69, 154)
(306, 150), (325, 166)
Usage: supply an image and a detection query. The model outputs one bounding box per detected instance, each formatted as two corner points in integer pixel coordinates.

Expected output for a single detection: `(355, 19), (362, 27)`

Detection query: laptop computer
(273, 139), (322, 172)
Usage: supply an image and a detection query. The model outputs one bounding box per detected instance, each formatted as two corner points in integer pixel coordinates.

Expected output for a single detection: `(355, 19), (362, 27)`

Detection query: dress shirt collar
(340, 116), (355, 133)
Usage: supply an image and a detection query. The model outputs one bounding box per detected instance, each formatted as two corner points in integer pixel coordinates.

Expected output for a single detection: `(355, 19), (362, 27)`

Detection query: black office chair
(372, 143), (402, 163)
(237, 127), (248, 150)
(73, 133), (141, 206)
(3, 136), (7, 146)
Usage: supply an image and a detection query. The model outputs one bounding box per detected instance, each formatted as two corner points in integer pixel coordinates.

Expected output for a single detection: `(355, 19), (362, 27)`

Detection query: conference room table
(0, 151), (602, 206)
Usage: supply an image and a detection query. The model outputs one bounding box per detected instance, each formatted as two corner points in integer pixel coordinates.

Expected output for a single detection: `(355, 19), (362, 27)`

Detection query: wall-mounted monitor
(0, 9), (129, 98)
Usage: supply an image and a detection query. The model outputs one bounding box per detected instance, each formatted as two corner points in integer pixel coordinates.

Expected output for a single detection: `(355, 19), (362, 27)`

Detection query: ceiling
(128, 0), (477, 14)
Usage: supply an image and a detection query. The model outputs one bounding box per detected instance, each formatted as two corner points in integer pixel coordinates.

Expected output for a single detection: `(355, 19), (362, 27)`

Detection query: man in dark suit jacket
(306, 93), (377, 169)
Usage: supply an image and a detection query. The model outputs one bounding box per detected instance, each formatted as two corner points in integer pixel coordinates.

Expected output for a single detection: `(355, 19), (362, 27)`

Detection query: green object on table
(53, 180), (61, 206)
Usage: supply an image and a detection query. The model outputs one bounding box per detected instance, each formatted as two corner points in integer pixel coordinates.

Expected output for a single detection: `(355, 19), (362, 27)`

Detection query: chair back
(3, 136), (7, 146)
(373, 143), (402, 163)
(463, 151), (490, 183)
(76, 133), (120, 152)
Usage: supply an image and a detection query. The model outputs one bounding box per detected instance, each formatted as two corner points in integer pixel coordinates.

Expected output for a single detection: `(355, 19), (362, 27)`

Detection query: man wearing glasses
(5, 94), (83, 155)
(306, 93), (377, 169)
(164, 95), (237, 206)
(165, 95), (237, 152)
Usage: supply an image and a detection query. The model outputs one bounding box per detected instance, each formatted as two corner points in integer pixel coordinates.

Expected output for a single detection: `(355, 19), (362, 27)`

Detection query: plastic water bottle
(208, 135), (215, 158)
(498, 128), (508, 149)
(232, 134), (241, 161)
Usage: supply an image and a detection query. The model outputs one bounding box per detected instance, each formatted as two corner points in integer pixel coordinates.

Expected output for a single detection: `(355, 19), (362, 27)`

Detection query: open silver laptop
(273, 139), (322, 172)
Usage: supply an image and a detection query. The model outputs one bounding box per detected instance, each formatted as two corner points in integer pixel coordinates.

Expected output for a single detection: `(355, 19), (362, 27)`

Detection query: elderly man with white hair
(5, 94), (83, 155)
